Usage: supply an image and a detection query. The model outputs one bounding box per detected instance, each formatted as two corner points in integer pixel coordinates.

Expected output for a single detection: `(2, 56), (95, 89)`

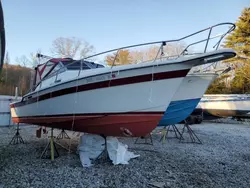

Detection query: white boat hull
(11, 63), (190, 137)
(172, 73), (218, 101)
(158, 73), (218, 125)
(10, 49), (236, 136)
(198, 94), (250, 117)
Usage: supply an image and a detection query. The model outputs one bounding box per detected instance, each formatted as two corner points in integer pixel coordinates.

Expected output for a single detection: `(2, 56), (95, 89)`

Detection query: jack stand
(179, 121), (202, 144)
(56, 129), (70, 140)
(159, 125), (184, 143)
(93, 135), (110, 164)
(134, 133), (153, 145)
(9, 123), (25, 145)
(41, 128), (59, 160)
(55, 129), (72, 153)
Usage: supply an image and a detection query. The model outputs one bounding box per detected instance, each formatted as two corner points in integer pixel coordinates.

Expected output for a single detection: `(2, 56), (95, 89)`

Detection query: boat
(158, 72), (218, 126)
(0, 0), (5, 71)
(197, 94), (250, 119)
(10, 23), (236, 137)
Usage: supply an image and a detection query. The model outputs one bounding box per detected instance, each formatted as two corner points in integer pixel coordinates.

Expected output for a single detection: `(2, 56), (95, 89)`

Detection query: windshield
(62, 60), (105, 70)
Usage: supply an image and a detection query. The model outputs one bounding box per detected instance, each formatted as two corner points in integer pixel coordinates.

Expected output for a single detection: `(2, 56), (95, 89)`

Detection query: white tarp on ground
(77, 134), (105, 167)
(106, 137), (140, 165)
(77, 134), (139, 167)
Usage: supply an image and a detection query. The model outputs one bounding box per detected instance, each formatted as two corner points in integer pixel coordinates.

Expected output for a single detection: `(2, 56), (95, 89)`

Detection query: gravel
(1, 121), (250, 188)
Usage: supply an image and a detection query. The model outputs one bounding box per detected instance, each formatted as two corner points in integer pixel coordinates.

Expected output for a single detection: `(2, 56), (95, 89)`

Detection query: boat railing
(131, 32), (229, 65)
(62, 23), (234, 71)
(32, 22), (235, 92)
(82, 22), (235, 68)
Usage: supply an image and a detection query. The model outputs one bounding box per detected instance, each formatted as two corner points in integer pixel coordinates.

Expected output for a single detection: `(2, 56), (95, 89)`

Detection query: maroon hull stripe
(12, 111), (164, 119)
(11, 69), (189, 108)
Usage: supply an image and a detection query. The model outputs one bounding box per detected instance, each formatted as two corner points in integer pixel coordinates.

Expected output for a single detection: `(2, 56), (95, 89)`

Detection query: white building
(0, 95), (21, 126)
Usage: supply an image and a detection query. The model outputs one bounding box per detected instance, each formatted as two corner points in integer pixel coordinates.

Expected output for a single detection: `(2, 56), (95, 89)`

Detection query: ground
(1, 120), (250, 188)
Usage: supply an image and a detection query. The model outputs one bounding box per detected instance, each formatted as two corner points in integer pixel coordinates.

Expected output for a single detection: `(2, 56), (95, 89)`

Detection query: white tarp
(106, 137), (140, 165)
(77, 134), (105, 167)
(78, 134), (139, 167)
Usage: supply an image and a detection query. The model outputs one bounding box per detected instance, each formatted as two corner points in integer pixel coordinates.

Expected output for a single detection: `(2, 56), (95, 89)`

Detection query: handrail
(31, 22), (235, 92)
(82, 22), (235, 60)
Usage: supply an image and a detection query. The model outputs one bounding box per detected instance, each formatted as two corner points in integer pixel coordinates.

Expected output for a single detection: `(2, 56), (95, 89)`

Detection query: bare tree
(129, 42), (185, 64)
(129, 50), (144, 64)
(16, 55), (30, 67)
(4, 51), (10, 85)
(4, 51), (10, 65)
(104, 42), (186, 66)
(164, 42), (186, 56)
(79, 41), (95, 58)
(51, 37), (94, 59)
(18, 75), (27, 96)
(30, 48), (42, 67)
(16, 49), (42, 68)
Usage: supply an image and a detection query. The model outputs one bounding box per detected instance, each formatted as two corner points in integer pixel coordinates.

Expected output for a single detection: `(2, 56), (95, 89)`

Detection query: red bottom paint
(12, 113), (164, 137)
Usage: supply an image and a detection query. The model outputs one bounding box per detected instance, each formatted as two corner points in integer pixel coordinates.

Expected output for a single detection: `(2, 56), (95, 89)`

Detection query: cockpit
(32, 57), (105, 91)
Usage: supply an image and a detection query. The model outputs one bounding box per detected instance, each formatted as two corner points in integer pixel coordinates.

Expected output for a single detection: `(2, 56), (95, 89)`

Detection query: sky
(1, 0), (249, 65)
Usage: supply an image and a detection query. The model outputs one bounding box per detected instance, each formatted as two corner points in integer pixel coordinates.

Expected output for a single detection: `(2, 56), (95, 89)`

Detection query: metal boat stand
(56, 129), (70, 140)
(159, 125), (184, 143)
(54, 129), (75, 154)
(134, 133), (153, 145)
(179, 120), (202, 144)
(41, 128), (59, 160)
(93, 135), (110, 164)
(9, 123), (25, 145)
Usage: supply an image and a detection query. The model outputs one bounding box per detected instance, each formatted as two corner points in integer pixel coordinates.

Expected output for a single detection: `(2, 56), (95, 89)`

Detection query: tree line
(0, 63), (32, 96)
(206, 7), (250, 94)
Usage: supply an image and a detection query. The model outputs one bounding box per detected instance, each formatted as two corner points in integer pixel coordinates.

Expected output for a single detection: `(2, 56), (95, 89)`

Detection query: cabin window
(51, 63), (62, 74)
(81, 63), (91, 70)
(86, 62), (105, 68)
(61, 60), (105, 70)
(62, 60), (89, 70)
(44, 63), (65, 79)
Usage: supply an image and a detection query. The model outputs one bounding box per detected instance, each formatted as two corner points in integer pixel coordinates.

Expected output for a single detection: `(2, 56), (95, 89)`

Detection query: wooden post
(50, 128), (54, 161)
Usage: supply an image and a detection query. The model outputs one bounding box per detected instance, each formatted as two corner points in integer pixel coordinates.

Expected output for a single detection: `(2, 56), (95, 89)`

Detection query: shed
(0, 95), (21, 126)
